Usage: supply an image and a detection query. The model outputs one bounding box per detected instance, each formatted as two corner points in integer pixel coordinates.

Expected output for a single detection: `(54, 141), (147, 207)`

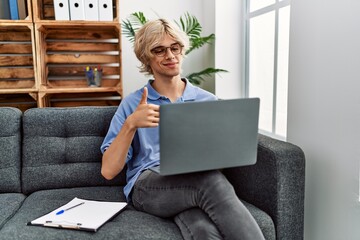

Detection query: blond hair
(134, 18), (190, 75)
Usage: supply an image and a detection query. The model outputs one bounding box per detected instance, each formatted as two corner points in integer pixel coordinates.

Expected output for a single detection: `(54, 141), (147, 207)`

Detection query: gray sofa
(0, 106), (305, 240)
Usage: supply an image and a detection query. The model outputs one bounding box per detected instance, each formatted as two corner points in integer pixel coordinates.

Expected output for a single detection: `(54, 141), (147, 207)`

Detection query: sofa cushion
(0, 107), (22, 193)
(21, 107), (125, 194)
(242, 201), (275, 240)
(0, 186), (182, 240)
(0, 193), (26, 230)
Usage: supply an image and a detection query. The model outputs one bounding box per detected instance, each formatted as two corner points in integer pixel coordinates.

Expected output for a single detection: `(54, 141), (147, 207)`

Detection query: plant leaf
(186, 34), (215, 55)
(121, 19), (136, 43)
(186, 68), (228, 85)
(121, 12), (148, 43)
(176, 12), (202, 40)
(131, 12), (148, 25)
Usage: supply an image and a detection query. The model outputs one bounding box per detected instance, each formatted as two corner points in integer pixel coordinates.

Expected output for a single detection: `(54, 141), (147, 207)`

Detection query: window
(245, 0), (291, 140)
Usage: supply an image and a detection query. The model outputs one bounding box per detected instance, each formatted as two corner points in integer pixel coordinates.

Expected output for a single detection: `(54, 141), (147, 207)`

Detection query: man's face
(149, 35), (183, 79)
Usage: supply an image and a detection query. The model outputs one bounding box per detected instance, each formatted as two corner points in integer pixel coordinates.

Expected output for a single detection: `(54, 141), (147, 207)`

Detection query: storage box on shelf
(0, 24), (36, 90)
(34, 22), (122, 107)
(32, 0), (122, 107)
(0, 23), (38, 108)
(0, 0), (37, 110)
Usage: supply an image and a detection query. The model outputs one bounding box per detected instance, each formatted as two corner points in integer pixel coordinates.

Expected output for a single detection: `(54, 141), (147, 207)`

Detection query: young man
(101, 19), (265, 240)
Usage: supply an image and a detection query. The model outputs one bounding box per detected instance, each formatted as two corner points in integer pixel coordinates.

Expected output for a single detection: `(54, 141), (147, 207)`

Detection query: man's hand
(127, 87), (160, 129)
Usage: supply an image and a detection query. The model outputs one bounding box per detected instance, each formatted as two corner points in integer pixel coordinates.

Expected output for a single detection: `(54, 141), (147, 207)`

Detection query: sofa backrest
(21, 106), (126, 194)
(0, 107), (22, 193)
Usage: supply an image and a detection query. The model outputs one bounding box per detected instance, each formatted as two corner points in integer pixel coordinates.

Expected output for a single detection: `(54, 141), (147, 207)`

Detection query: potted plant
(121, 12), (227, 85)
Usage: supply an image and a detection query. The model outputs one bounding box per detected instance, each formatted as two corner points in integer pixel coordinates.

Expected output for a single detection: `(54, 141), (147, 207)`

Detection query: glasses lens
(170, 43), (181, 55)
(151, 43), (183, 57)
(152, 47), (166, 56)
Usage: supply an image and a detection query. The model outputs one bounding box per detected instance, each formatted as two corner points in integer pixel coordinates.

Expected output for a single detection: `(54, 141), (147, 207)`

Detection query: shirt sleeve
(100, 97), (136, 162)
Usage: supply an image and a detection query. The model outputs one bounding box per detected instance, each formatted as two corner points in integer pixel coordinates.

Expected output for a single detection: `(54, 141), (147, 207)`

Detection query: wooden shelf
(38, 92), (121, 108)
(0, 23), (37, 91)
(0, 0), (33, 23)
(39, 86), (121, 94)
(0, 0), (122, 110)
(0, 93), (37, 112)
(0, 88), (37, 94)
(32, 0), (119, 22)
(35, 22), (122, 93)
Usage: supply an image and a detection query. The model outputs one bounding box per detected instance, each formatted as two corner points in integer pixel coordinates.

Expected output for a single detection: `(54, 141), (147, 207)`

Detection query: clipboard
(28, 197), (127, 232)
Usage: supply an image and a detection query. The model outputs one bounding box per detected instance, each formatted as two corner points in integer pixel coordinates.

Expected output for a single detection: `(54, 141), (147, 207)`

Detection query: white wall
(214, 0), (244, 99)
(120, 0), (215, 97)
(287, 0), (360, 239)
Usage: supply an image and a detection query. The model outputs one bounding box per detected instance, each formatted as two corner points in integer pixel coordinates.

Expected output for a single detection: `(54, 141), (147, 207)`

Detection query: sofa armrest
(223, 134), (305, 240)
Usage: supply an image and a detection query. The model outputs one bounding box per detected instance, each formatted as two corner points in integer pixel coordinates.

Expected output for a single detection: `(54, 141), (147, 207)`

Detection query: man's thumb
(140, 87), (148, 104)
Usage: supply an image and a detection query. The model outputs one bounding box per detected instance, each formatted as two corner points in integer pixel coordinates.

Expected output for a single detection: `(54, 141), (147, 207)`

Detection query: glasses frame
(151, 43), (184, 57)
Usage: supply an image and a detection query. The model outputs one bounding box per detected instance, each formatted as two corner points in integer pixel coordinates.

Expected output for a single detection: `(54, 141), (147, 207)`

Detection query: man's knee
(174, 208), (223, 240)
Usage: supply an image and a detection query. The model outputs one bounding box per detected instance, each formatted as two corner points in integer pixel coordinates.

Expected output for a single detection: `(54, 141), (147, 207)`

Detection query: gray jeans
(131, 170), (265, 240)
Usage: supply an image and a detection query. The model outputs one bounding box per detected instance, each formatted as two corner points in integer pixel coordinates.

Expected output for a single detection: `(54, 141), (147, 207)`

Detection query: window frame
(244, 0), (291, 140)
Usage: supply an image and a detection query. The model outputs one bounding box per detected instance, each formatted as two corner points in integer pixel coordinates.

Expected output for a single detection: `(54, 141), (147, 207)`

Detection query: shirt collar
(146, 78), (197, 102)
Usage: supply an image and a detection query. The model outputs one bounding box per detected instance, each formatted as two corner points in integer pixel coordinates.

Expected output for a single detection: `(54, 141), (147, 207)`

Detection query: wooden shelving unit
(0, 0), (37, 111)
(0, 0), (122, 110)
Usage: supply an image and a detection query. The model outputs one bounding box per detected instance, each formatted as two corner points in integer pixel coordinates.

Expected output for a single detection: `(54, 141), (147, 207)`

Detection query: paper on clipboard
(29, 197), (127, 232)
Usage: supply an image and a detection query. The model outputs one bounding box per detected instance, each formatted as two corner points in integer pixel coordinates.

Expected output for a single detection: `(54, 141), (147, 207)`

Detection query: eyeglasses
(151, 43), (183, 57)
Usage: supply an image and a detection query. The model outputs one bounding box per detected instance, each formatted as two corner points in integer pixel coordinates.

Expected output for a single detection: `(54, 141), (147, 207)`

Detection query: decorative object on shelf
(85, 66), (95, 86)
(85, 66), (103, 87)
(94, 66), (103, 87)
(121, 12), (228, 85)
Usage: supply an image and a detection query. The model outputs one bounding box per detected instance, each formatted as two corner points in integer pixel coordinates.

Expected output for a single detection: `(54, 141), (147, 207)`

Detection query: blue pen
(56, 202), (85, 215)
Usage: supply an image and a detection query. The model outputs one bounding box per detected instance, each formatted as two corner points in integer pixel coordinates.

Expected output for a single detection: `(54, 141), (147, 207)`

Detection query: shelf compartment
(40, 92), (121, 108)
(0, 93), (38, 111)
(0, 0), (33, 23)
(33, 0), (119, 22)
(35, 23), (122, 93)
(0, 24), (37, 90)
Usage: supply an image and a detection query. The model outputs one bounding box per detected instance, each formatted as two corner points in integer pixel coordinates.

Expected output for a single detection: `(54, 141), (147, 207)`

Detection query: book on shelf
(0, 1), (11, 19)
(69, 0), (85, 20)
(99, 0), (113, 21)
(84, 0), (99, 21)
(17, 0), (27, 20)
(54, 0), (71, 20)
(9, 0), (19, 20)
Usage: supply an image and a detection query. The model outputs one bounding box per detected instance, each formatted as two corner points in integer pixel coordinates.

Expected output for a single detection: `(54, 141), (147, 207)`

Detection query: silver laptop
(150, 98), (260, 176)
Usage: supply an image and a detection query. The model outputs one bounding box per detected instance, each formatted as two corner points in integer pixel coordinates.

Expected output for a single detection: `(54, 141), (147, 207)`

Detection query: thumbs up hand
(127, 87), (160, 129)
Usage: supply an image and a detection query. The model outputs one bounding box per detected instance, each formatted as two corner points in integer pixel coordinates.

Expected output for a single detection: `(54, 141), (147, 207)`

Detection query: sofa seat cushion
(0, 186), (182, 240)
(0, 186), (275, 239)
(0, 193), (26, 229)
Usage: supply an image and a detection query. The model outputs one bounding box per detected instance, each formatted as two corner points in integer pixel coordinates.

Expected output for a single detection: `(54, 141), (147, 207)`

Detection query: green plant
(121, 12), (228, 85)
